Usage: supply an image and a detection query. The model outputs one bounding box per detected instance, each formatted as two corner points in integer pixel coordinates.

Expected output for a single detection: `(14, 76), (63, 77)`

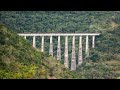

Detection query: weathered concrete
(85, 35), (89, 57)
(33, 36), (36, 48)
(41, 36), (44, 52)
(78, 36), (82, 65)
(64, 36), (69, 68)
(92, 35), (95, 48)
(19, 33), (100, 36)
(18, 33), (100, 70)
(57, 35), (61, 60)
(71, 36), (76, 71)
(24, 36), (26, 39)
(49, 36), (53, 56)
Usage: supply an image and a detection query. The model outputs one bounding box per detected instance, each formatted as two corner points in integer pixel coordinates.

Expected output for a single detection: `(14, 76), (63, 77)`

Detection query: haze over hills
(0, 11), (120, 79)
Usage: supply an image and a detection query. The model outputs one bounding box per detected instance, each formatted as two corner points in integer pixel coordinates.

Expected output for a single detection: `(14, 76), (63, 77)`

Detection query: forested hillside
(0, 24), (74, 79)
(1, 11), (120, 33)
(0, 11), (120, 79)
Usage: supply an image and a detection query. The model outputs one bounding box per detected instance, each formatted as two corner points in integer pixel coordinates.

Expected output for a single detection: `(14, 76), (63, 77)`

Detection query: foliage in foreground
(0, 24), (73, 79)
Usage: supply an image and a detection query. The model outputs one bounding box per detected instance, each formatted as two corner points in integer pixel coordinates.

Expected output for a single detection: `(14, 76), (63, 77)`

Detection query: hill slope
(0, 24), (73, 79)
(0, 24), (120, 79)
(0, 11), (120, 79)
(0, 11), (120, 61)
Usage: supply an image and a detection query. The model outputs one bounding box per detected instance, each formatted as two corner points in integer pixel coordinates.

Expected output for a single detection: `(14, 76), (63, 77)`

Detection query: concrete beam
(92, 35), (95, 48)
(18, 33), (100, 36)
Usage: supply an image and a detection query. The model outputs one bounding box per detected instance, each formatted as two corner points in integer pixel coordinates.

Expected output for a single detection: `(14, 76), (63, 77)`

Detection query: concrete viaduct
(18, 33), (100, 71)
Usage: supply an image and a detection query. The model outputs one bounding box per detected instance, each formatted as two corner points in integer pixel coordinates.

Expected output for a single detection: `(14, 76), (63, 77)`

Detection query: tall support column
(41, 36), (44, 52)
(71, 36), (76, 71)
(49, 36), (53, 56)
(92, 35), (95, 48)
(57, 35), (61, 60)
(85, 35), (89, 57)
(64, 36), (69, 68)
(24, 36), (26, 39)
(33, 36), (36, 48)
(78, 36), (83, 65)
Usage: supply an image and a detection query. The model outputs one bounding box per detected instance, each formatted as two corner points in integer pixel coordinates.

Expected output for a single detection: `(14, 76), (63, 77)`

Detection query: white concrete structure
(18, 33), (100, 71)
(92, 35), (95, 48)
(57, 35), (61, 60)
(64, 36), (69, 68)
(49, 35), (53, 56)
(33, 36), (36, 48)
(41, 36), (44, 52)
(85, 35), (89, 58)
(71, 36), (76, 71)
(19, 33), (100, 36)
(78, 36), (82, 65)
(24, 36), (26, 39)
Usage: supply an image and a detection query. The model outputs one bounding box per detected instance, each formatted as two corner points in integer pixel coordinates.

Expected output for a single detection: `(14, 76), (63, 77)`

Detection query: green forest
(0, 11), (120, 79)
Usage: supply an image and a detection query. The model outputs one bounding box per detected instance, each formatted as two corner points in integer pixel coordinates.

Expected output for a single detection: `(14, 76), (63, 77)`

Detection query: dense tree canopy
(1, 11), (120, 33)
(0, 11), (120, 79)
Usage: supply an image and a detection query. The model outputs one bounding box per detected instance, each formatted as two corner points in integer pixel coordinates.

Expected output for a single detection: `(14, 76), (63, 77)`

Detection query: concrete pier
(78, 36), (83, 65)
(33, 36), (36, 48)
(71, 36), (76, 71)
(41, 36), (44, 52)
(24, 36), (26, 39)
(57, 35), (61, 60)
(92, 35), (95, 48)
(64, 36), (69, 68)
(85, 35), (89, 57)
(49, 36), (53, 56)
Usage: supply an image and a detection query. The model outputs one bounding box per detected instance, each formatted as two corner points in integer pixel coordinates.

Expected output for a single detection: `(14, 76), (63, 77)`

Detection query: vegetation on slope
(0, 11), (120, 61)
(0, 24), (73, 79)
(0, 11), (120, 79)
